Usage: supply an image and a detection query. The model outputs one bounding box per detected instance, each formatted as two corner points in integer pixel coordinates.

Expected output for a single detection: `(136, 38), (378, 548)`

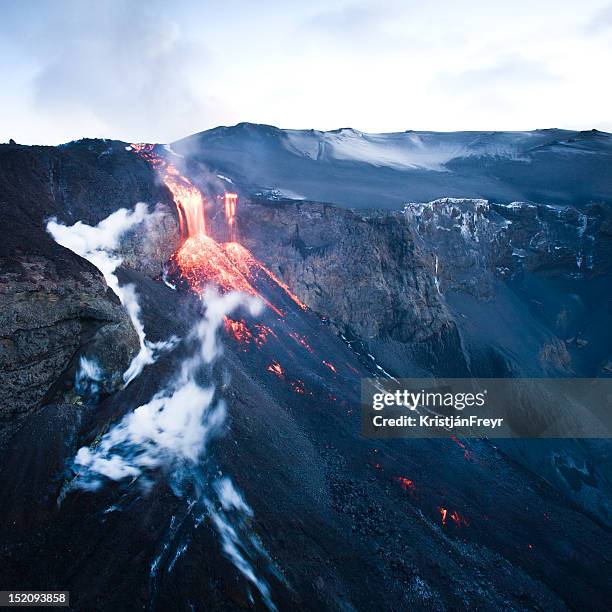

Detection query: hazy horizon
(4, 122), (611, 148)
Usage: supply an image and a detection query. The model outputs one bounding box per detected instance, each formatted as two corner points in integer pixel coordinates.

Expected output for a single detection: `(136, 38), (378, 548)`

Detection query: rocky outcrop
(0, 251), (139, 437)
(228, 198), (467, 375)
(228, 196), (610, 377)
(404, 198), (611, 296)
(0, 140), (170, 438)
(119, 202), (181, 278)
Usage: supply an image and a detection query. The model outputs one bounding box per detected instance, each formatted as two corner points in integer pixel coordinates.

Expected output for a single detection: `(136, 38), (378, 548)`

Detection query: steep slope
(1, 252), (611, 611)
(0, 136), (611, 611)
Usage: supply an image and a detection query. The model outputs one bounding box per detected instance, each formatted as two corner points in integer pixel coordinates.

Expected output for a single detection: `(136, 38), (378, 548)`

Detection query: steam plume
(46, 204), (177, 384)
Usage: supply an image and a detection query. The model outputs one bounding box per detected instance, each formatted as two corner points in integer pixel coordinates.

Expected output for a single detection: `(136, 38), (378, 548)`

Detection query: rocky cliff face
(213, 194), (610, 377)
(0, 140), (179, 439)
(403, 198), (611, 295)
(0, 250), (139, 439)
(226, 199), (468, 375)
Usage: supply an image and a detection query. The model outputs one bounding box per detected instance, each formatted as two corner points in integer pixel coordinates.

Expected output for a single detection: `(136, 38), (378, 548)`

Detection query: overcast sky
(1, 0), (611, 144)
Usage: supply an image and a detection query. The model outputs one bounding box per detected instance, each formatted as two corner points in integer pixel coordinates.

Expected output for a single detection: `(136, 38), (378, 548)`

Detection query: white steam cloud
(46, 204), (177, 385)
(51, 205), (277, 604)
(208, 477), (277, 610)
(71, 287), (276, 607)
(74, 288), (262, 488)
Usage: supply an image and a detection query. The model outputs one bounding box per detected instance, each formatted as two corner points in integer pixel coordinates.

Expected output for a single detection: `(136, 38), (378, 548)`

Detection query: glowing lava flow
(439, 507), (470, 528)
(165, 165), (207, 238)
(267, 361), (284, 378)
(224, 318), (276, 349)
(395, 476), (416, 494)
(172, 234), (257, 297)
(130, 144), (206, 239)
(223, 242), (308, 311)
(130, 144), (308, 318)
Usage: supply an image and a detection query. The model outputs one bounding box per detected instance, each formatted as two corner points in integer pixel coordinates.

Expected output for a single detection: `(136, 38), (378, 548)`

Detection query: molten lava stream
(163, 164), (207, 239)
(130, 144), (305, 317)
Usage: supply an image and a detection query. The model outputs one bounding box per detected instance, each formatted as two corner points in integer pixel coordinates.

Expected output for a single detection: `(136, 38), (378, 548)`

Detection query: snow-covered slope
(172, 124), (612, 209)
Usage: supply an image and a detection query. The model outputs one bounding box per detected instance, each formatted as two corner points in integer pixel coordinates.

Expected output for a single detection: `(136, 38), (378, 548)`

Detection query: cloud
(2, 0), (611, 140)
(584, 2), (612, 33)
(299, 1), (412, 50)
(23, 0), (219, 143)
(72, 287), (263, 490)
(436, 56), (559, 92)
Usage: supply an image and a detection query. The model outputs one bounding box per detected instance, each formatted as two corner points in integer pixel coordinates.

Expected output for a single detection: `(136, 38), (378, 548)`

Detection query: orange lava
(224, 241), (306, 312)
(253, 323), (276, 347)
(322, 360), (337, 374)
(289, 332), (313, 352)
(290, 379), (306, 394)
(224, 319), (276, 350)
(131, 144), (206, 239)
(395, 476), (416, 494)
(439, 507), (469, 527)
(173, 234), (257, 296)
(164, 164), (207, 238)
(224, 318), (253, 345)
(450, 435), (474, 461)
(131, 144), (307, 318)
(267, 361), (284, 378)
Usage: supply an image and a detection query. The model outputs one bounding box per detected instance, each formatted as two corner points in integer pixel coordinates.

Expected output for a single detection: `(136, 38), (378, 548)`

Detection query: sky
(0, 0), (611, 145)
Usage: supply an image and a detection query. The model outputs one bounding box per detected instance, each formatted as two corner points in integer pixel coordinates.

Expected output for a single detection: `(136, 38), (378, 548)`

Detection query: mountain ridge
(170, 123), (612, 209)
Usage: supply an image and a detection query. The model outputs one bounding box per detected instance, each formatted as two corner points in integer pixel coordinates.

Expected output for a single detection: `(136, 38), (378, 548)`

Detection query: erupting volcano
(130, 144), (308, 317)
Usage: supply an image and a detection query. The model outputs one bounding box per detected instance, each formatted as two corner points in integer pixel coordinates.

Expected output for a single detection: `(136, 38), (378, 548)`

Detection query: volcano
(0, 130), (611, 610)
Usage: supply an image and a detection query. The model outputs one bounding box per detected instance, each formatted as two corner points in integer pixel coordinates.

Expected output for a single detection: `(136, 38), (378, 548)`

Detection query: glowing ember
(253, 323), (276, 347)
(449, 510), (470, 527)
(267, 361), (284, 378)
(224, 192), (238, 241)
(322, 360), (337, 374)
(394, 476), (416, 494)
(439, 507), (469, 527)
(290, 379), (306, 394)
(224, 319), (276, 351)
(224, 318), (253, 345)
(289, 331), (314, 352)
(450, 435), (473, 461)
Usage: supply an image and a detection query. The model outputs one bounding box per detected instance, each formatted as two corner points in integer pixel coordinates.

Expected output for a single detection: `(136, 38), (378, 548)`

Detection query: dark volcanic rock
(0, 251), (139, 437)
(240, 200), (450, 341)
(0, 140), (179, 440)
(230, 198), (468, 376)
